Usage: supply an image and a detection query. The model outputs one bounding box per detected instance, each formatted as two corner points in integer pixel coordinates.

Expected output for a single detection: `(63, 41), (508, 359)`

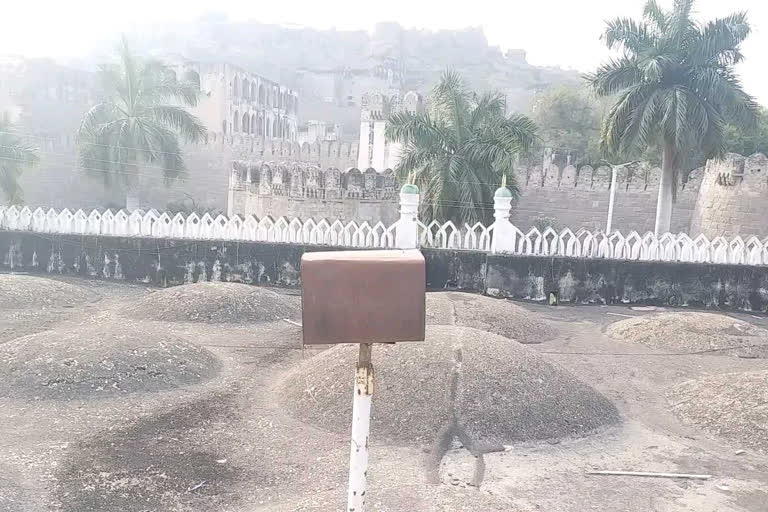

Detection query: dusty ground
(0, 273), (767, 511)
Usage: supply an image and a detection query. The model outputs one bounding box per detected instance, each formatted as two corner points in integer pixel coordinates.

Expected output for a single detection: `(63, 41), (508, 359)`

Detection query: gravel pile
(0, 323), (221, 399)
(0, 274), (98, 309)
(278, 325), (618, 448)
(426, 292), (555, 343)
(123, 282), (300, 324)
(607, 312), (768, 357)
(668, 370), (768, 453)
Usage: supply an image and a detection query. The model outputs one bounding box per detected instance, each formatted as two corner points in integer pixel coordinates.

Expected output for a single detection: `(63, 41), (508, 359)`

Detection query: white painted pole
(347, 343), (374, 511)
(606, 165), (617, 234)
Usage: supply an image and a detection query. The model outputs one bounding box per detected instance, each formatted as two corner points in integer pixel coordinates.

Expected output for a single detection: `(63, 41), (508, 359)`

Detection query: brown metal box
(301, 249), (426, 345)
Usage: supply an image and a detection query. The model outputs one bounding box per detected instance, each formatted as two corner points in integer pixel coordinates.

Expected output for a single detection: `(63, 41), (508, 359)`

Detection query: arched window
(233, 76), (239, 98)
(183, 70), (201, 90)
(251, 114), (257, 134)
(242, 112), (249, 134)
(234, 110), (240, 132)
(251, 81), (257, 101)
(273, 118), (278, 138)
(222, 119), (227, 134)
(259, 84), (265, 105)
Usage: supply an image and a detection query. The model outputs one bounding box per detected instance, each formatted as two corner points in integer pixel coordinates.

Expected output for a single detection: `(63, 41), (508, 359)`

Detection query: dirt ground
(0, 273), (767, 511)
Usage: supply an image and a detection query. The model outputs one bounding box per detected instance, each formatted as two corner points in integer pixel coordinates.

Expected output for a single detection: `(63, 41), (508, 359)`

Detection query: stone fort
(4, 58), (768, 240)
(13, 127), (768, 240)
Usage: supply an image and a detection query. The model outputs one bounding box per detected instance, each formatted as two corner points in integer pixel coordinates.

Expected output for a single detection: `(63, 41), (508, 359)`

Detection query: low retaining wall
(3, 231), (768, 312)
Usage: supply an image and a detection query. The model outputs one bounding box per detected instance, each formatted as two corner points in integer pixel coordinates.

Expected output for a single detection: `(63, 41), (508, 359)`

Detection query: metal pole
(347, 343), (373, 511)
(606, 165), (617, 233)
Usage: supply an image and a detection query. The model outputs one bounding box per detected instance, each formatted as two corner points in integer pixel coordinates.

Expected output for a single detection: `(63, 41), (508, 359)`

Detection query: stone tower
(357, 90), (422, 170)
(690, 152), (768, 238)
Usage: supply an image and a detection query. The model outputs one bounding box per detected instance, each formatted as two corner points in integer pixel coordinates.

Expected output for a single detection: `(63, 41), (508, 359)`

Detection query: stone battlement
(228, 161), (398, 224)
(520, 162), (703, 198)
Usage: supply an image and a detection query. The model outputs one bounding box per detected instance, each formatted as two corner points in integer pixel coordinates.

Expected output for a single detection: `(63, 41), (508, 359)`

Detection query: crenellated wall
(16, 133), (360, 213)
(511, 161), (703, 234)
(690, 153), (768, 239)
(14, 132), (768, 239)
(228, 160), (398, 224)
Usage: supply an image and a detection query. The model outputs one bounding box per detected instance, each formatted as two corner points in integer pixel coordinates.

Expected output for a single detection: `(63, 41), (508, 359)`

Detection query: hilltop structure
(166, 59), (298, 141)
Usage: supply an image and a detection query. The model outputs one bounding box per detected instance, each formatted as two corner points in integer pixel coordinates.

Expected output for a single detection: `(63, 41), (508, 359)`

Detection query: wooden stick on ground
(586, 470), (711, 480)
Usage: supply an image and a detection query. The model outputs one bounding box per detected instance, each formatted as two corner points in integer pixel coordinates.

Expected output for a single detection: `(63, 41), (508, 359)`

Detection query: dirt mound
(123, 282), (300, 324)
(278, 325), (618, 449)
(668, 370), (768, 453)
(426, 292), (554, 343)
(0, 274), (98, 309)
(0, 323), (221, 399)
(607, 312), (768, 357)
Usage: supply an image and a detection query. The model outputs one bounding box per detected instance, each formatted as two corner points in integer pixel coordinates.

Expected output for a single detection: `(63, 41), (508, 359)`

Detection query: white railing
(0, 205), (396, 249)
(1, 198), (766, 266)
(418, 220), (766, 266)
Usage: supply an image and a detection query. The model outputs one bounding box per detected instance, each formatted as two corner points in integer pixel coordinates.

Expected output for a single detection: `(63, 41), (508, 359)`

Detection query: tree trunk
(654, 143), (676, 236)
(124, 164), (144, 212)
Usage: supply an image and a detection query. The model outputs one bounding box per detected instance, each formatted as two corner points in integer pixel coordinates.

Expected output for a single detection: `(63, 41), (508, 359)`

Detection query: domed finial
(495, 174), (512, 198)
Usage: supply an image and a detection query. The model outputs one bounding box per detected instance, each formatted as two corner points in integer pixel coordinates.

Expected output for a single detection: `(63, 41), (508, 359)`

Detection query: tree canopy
(723, 107), (768, 156)
(78, 38), (207, 208)
(529, 85), (603, 166)
(585, 0), (759, 234)
(386, 70), (537, 225)
(0, 122), (39, 204)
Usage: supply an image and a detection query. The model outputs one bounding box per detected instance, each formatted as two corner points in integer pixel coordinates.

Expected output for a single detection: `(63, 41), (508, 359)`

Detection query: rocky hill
(132, 18), (581, 136)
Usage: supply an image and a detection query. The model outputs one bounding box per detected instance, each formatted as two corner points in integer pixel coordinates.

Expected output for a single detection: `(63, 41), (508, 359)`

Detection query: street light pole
(603, 160), (639, 234)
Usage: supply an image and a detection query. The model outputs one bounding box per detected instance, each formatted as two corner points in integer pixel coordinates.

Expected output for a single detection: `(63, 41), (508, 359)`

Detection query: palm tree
(78, 38), (207, 210)
(386, 71), (536, 225)
(585, 0), (759, 235)
(0, 122), (39, 204)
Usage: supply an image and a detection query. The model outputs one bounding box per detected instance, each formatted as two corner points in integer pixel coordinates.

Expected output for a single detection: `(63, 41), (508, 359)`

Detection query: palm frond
(585, 56), (643, 97)
(643, 0), (669, 33)
(469, 92), (506, 129)
(145, 105), (207, 142)
(688, 12), (750, 66)
(602, 17), (653, 52)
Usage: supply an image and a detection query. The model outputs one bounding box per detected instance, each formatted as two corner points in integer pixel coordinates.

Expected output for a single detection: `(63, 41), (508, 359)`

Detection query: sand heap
(0, 323), (220, 399)
(607, 312), (768, 357)
(123, 282), (300, 324)
(668, 370), (768, 453)
(426, 292), (554, 343)
(278, 325), (618, 450)
(0, 274), (97, 309)
(0, 274), (101, 343)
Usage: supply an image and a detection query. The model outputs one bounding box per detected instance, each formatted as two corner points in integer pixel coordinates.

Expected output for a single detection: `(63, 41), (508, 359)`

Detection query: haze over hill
(130, 18), (581, 136)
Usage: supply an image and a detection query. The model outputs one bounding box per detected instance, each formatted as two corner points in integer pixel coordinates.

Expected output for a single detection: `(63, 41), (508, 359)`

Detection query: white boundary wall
(2, 187), (766, 266)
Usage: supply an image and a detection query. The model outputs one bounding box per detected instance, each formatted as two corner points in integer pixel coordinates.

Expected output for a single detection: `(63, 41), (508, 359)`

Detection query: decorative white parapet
(0, 199), (766, 266)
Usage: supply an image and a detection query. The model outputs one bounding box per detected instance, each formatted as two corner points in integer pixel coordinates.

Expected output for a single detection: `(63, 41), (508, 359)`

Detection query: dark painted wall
(2, 231), (768, 312)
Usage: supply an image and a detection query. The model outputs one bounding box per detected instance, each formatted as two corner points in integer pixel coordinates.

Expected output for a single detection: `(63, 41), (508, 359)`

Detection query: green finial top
(495, 175), (512, 198)
(400, 183), (419, 194)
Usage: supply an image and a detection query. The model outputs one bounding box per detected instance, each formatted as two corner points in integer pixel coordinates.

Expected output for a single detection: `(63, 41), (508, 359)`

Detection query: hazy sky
(2, 0), (766, 103)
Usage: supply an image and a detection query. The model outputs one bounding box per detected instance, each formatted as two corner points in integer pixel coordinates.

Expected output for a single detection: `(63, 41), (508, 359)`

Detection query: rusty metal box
(301, 249), (426, 345)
